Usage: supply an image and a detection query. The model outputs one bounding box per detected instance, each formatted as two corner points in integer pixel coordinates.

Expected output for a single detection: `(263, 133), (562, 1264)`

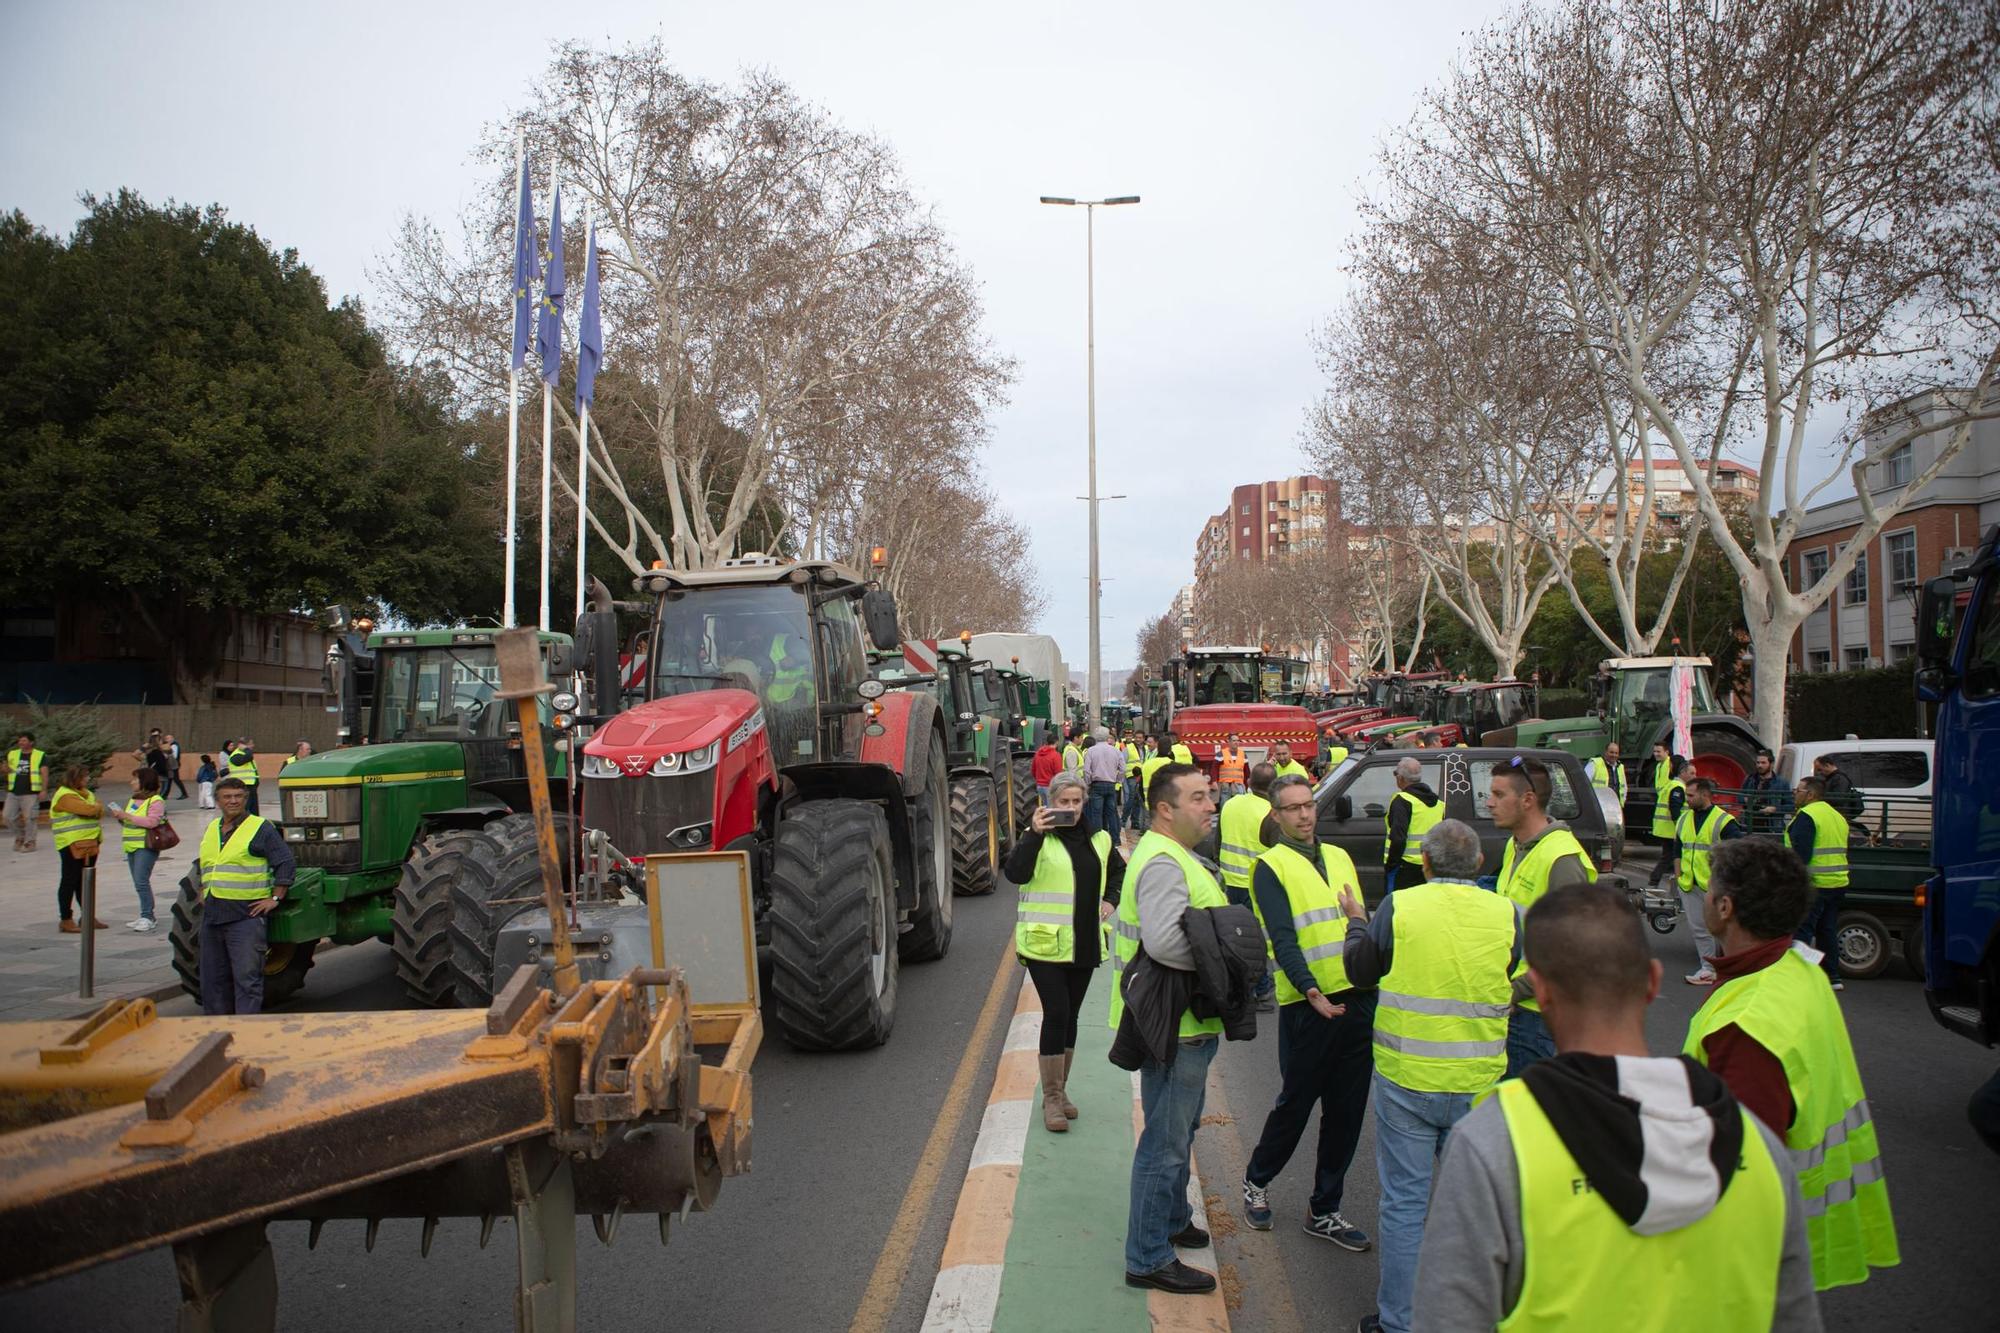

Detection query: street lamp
(1041, 193), (1139, 725)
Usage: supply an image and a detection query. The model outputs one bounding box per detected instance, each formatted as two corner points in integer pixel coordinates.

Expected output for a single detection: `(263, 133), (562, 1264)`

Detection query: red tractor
(556, 555), (953, 1052)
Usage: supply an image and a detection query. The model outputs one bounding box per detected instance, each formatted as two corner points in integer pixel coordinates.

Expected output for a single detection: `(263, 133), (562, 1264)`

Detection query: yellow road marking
(849, 940), (1020, 1333)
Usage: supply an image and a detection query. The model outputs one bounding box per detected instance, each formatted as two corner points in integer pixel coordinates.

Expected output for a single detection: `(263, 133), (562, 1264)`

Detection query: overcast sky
(7, 0), (1526, 668)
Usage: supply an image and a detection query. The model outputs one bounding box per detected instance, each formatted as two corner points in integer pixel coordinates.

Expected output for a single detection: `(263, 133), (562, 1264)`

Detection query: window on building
(1801, 549), (1829, 588)
(1844, 645), (1870, 670)
(1843, 550), (1868, 606)
(1886, 641), (1914, 664)
(1240, 504), (1250, 516)
(1240, 526), (1250, 538)
(1239, 550), (1249, 559)
(1807, 648), (1832, 673)
(1886, 530), (1917, 594)
(1884, 444), (1912, 487)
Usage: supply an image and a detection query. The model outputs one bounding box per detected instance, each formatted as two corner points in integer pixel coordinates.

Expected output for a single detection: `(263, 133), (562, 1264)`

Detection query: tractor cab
(1438, 680), (1541, 747)
(1595, 658), (1721, 751)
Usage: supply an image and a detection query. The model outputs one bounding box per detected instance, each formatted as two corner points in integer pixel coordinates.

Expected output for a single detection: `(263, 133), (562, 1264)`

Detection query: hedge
(1784, 666), (1930, 741)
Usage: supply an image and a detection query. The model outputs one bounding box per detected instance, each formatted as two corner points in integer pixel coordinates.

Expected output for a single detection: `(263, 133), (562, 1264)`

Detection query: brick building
(1783, 390), (2000, 671)
(1194, 475), (1336, 576)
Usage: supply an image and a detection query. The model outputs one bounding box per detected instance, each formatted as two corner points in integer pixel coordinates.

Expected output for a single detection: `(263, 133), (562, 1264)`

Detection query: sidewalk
(0, 787), (209, 1021)
(925, 970), (1230, 1333)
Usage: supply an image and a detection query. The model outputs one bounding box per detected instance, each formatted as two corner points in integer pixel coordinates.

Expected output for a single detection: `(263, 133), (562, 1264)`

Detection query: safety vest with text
(7, 747), (47, 794)
(1015, 830), (1111, 965)
(1108, 831), (1227, 1039)
(120, 793), (162, 855)
(199, 814), (275, 901)
(1217, 791), (1272, 891)
(1384, 788), (1443, 866)
(1798, 801), (1851, 889)
(1492, 1078), (1786, 1330)
(1372, 879), (1519, 1093)
(1686, 947), (1899, 1289)
(1252, 841), (1358, 1005)
(1677, 805), (1735, 892)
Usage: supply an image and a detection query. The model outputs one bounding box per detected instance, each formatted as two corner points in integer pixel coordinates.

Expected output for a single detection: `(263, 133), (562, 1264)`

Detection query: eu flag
(510, 152), (535, 374)
(575, 221), (601, 416)
(536, 182), (565, 385)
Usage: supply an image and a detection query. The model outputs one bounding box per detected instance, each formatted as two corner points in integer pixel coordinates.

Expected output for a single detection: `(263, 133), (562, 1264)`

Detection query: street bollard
(79, 856), (97, 999)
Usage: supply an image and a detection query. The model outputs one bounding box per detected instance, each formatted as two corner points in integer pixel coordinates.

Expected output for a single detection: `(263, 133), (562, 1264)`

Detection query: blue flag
(510, 152), (535, 374)
(536, 182), (565, 385)
(575, 222), (601, 415)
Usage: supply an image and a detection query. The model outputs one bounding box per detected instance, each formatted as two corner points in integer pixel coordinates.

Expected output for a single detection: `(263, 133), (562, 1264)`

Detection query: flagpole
(574, 217), (598, 623)
(540, 166), (559, 634)
(576, 400), (591, 621)
(504, 134), (524, 630)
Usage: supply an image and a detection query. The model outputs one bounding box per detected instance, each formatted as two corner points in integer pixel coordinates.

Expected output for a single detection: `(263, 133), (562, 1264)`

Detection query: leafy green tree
(0, 194), (501, 699)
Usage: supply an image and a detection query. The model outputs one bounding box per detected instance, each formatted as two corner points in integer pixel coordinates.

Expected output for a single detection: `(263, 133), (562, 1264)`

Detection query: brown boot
(1060, 1049), (1079, 1120)
(1039, 1054), (1069, 1133)
(58, 920), (79, 934)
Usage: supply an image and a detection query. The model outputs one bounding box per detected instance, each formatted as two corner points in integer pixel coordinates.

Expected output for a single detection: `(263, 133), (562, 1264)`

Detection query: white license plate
(290, 790), (328, 820)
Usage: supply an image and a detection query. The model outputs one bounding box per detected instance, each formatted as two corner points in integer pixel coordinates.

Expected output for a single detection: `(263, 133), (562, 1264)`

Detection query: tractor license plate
(290, 790), (328, 820)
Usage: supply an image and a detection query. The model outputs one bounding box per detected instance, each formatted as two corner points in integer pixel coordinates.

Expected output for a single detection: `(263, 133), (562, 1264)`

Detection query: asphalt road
(1205, 858), (2000, 1333)
(2, 881), (1026, 1332)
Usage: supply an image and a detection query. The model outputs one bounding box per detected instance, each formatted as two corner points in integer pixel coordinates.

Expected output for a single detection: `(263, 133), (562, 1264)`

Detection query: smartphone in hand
(1042, 807), (1081, 828)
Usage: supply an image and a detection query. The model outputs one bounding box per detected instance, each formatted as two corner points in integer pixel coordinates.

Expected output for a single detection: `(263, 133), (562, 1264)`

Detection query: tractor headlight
(583, 752), (625, 779)
(552, 690), (579, 714)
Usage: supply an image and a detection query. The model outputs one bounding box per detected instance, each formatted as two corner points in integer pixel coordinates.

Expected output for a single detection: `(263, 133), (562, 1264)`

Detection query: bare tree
(1126, 612), (1183, 699)
(374, 41), (1019, 583)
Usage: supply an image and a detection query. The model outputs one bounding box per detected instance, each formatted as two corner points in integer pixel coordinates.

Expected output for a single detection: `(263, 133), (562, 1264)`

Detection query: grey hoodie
(1413, 1053), (1820, 1331)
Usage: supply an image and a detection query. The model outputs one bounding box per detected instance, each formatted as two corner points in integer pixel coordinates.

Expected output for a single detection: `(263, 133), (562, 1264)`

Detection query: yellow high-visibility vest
(1372, 880), (1518, 1093)
(1015, 830), (1111, 964)
(199, 814), (275, 900)
(1384, 788), (1443, 866)
(1217, 792), (1272, 890)
(1798, 800), (1851, 889)
(1252, 841), (1358, 1004)
(1108, 832), (1227, 1038)
(1677, 805), (1735, 892)
(6, 747), (47, 794)
(120, 793), (162, 855)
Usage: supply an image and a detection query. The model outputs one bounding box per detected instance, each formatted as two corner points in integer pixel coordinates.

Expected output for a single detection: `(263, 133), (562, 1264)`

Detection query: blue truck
(1915, 524), (2000, 1045)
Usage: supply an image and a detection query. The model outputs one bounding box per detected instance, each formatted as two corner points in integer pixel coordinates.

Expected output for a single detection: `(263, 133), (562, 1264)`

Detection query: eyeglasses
(1275, 802), (1315, 814)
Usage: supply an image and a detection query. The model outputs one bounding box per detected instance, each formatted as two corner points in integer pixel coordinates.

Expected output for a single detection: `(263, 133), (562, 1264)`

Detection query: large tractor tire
(949, 773), (999, 897)
(1686, 726), (1759, 792)
(901, 731), (954, 962)
(1010, 752), (1036, 843)
(169, 875), (317, 1008)
(390, 828), (487, 1007)
(448, 812), (572, 1006)
(767, 798), (900, 1051)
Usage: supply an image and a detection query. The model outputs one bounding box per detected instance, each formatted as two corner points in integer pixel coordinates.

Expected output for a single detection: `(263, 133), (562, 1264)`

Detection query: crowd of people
(12, 728), (304, 1015)
(1008, 742), (1901, 1332)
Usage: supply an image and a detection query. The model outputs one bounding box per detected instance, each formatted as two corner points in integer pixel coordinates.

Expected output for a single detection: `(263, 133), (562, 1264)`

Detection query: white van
(1777, 737), (1932, 841)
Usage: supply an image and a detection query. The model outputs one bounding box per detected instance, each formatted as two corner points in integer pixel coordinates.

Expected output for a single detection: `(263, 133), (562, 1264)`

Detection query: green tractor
(168, 625), (575, 1007)
(1512, 655), (1763, 828)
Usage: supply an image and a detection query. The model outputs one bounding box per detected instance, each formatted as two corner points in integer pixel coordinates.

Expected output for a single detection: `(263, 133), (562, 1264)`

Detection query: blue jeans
(1505, 1007), (1556, 1079)
(1373, 1072), (1478, 1333)
(200, 912), (268, 1015)
(1126, 1034), (1218, 1274)
(1796, 889), (1846, 983)
(126, 847), (158, 920)
(1087, 781), (1120, 837)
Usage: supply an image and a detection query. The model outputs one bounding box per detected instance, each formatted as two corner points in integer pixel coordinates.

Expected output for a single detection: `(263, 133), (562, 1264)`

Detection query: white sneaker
(129, 918), (157, 932)
(125, 917), (146, 928)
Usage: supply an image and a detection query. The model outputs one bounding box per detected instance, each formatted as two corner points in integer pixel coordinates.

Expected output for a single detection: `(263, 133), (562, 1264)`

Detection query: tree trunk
(1744, 618), (1795, 750)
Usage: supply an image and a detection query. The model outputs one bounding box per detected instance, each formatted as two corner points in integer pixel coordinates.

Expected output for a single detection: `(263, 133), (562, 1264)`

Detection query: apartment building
(1784, 390), (2000, 671)
(1194, 475), (1336, 576)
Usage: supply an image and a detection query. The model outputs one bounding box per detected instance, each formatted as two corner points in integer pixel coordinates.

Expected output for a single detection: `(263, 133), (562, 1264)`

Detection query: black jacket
(1185, 902), (1267, 1042)
(1109, 949), (1196, 1070)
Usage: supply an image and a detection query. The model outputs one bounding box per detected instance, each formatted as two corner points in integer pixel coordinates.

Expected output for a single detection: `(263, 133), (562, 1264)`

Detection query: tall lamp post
(1040, 193), (1139, 726)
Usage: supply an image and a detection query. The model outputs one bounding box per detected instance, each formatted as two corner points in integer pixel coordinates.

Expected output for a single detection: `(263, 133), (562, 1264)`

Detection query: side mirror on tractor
(574, 596), (622, 717)
(861, 588), (901, 652)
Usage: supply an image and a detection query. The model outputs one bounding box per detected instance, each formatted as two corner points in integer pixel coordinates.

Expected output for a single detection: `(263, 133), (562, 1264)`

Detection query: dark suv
(1313, 747), (1627, 901)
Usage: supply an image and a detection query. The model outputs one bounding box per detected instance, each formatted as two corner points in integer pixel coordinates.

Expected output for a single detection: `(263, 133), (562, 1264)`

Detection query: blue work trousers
(1087, 781), (1120, 838)
(1504, 1007), (1556, 1079)
(1796, 889), (1846, 984)
(200, 912), (267, 1015)
(1125, 1035), (1218, 1274)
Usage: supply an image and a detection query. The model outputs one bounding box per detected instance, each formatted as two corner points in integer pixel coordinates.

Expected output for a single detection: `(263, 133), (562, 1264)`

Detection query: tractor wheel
(448, 812), (572, 1006)
(1687, 727), (1759, 792)
(766, 798), (899, 1051)
(390, 828), (485, 1007)
(261, 940), (319, 1008)
(901, 731), (954, 961)
(991, 752), (1017, 856)
(949, 774), (999, 897)
(169, 876), (202, 1002)
(168, 876), (317, 1008)
(1009, 753), (1036, 847)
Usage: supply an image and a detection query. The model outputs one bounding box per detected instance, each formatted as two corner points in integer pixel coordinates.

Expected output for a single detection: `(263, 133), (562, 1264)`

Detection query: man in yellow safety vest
(1417, 878), (1819, 1331)
(1270, 742), (1310, 783)
(1677, 777), (1744, 988)
(197, 777), (297, 1014)
(224, 740), (262, 816)
(1491, 755), (1595, 1078)
(6, 730), (49, 852)
(1583, 740), (1625, 801)
(1112, 762), (1227, 1297)
(1687, 836), (1899, 1292)
(1787, 774), (1851, 990)
(1382, 757), (1442, 895)
(1645, 744), (1688, 893)
(1241, 773), (1375, 1252)
(1337, 818), (1522, 1333)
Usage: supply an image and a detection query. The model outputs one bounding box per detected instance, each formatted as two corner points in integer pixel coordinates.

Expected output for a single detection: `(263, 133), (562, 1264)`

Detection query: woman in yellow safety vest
(107, 767), (168, 932)
(49, 763), (106, 933)
(1003, 770), (1125, 1133)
